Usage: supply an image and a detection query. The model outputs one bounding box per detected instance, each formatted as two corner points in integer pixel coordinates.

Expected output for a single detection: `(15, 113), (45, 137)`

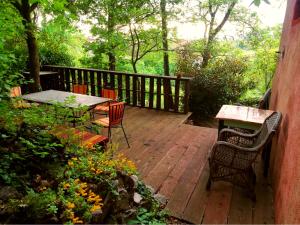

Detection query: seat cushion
(94, 105), (109, 112)
(92, 117), (109, 127)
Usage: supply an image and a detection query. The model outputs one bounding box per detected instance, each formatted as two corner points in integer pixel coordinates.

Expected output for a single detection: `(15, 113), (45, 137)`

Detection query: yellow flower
(90, 204), (102, 212)
(68, 161), (74, 167)
(63, 183), (70, 189)
(66, 202), (75, 209)
(71, 157), (78, 161)
(72, 216), (83, 224)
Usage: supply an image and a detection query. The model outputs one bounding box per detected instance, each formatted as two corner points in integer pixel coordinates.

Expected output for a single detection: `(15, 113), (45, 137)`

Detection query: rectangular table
(22, 90), (111, 126)
(22, 90), (110, 108)
(215, 105), (274, 132)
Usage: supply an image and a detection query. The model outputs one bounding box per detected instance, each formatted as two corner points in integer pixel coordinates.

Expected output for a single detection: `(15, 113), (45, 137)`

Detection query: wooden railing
(42, 65), (191, 113)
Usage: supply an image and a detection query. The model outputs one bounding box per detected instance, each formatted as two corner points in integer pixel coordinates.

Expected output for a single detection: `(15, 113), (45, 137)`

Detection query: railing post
(184, 79), (191, 114)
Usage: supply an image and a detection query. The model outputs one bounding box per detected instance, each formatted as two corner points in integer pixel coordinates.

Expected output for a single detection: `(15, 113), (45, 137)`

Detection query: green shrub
(190, 57), (248, 116)
(0, 100), (167, 224)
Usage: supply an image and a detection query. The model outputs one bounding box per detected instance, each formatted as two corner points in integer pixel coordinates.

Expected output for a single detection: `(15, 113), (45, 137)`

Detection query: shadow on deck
(104, 107), (274, 224)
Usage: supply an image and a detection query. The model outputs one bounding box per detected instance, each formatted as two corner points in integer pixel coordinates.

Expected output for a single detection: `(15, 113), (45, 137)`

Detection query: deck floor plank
(93, 106), (274, 224)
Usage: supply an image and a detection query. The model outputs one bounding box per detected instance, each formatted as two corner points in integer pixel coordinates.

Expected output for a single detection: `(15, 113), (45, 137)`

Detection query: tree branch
(211, 1), (237, 39)
(30, 2), (38, 13)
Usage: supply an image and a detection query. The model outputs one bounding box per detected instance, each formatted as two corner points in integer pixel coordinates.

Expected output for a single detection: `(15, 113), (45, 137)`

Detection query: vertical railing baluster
(149, 77), (154, 109)
(117, 74), (123, 101)
(90, 71), (95, 96)
(133, 75), (137, 106)
(141, 76), (145, 107)
(156, 78), (161, 110)
(65, 68), (71, 92)
(174, 79), (180, 113)
(126, 75), (130, 105)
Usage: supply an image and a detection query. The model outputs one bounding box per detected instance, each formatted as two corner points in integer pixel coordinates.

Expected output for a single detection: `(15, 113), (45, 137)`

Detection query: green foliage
(39, 18), (86, 66)
(190, 57), (248, 115)
(0, 2), (27, 100)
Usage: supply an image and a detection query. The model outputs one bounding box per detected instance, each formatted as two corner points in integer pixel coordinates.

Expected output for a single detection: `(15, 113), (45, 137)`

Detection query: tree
(10, 0), (41, 91)
(6, 0), (71, 91)
(76, 0), (153, 71)
(129, 24), (160, 73)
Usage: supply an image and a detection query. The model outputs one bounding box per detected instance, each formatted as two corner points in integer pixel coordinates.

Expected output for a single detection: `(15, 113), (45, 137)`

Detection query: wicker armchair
(207, 112), (282, 200)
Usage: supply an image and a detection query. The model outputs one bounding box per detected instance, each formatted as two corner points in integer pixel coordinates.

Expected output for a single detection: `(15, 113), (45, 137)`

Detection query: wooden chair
(92, 102), (130, 148)
(93, 89), (117, 116)
(72, 84), (88, 94)
(51, 126), (108, 149)
(9, 86), (32, 109)
(10, 86), (22, 97)
(207, 112), (282, 200)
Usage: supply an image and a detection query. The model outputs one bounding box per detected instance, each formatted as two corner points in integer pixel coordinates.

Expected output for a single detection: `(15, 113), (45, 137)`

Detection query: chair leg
(108, 127), (111, 142)
(121, 124), (130, 148)
(206, 176), (212, 190)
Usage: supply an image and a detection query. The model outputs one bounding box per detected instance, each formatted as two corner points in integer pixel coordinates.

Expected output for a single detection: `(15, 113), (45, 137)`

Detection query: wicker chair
(207, 112), (282, 200)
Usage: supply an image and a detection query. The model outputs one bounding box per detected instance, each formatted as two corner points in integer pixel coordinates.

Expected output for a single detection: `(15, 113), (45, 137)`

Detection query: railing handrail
(44, 65), (192, 81)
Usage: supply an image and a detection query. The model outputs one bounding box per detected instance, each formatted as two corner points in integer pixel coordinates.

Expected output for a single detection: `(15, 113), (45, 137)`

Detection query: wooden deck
(102, 107), (274, 224)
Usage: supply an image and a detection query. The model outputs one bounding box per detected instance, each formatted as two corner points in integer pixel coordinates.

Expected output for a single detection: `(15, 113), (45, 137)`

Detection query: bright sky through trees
(173, 0), (286, 40)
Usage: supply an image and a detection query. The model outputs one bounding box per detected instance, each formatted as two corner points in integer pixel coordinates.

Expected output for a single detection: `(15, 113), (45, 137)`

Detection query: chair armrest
(219, 128), (258, 147)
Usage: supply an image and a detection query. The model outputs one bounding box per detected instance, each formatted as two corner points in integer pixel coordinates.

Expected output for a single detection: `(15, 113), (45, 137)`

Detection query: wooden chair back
(72, 84), (87, 94)
(102, 89), (117, 101)
(10, 86), (22, 97)
(108, 102), (125, 126)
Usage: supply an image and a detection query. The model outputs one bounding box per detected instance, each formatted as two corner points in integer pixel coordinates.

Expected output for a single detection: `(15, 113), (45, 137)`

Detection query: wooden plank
(157, 78), (161, 109)
(133, 76), (137, 106)
(166, 128), (216, 218)
(103, 72), (108, 88)
(183, 80), (190, 113)
(149, 77), (154, 109)
(109, 72), (115, 89)
(71, 68), (76, 85)
(58, 68), (65, 91)
(202, 182), (233, 224)
(182, 164), (210, 224)
(65, 68), (71, 92)
(96, 71), (102, 97)
(228, 187), (253, 224)
(141, 77), (145, 107)
(253, 162), (274, 224)
(163, 79), (171, 111)
(90, 71), (95, 96)
(174, 79), (180, 112)
(78, 69), (82, 84)
(125, 75), (131, 105)
(118, 74), (123, 101)
(83, 70), (88, 93)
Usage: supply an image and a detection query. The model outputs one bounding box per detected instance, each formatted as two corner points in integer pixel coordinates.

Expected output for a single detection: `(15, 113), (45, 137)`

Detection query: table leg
(218, 120), (224, 134)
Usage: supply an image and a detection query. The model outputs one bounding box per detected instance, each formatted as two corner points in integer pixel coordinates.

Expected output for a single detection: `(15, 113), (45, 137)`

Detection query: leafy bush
(190, 57), (248, 116)
(0, 2), (27, 100)
(0, 100), (167, 224)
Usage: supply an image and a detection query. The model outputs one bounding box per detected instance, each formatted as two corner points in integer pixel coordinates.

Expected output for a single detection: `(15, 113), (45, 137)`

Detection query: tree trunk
(14, 0), (40, 92)
(107, 9), (116, 71)
(108, 52), (116, 71)
(26, 28), (40, 91)
(160, 0), (173, 110)
(160, 0), (170, 77)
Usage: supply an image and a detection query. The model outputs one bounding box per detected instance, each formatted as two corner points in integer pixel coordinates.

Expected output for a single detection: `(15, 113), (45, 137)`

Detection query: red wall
(270, 0), (300, 223)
